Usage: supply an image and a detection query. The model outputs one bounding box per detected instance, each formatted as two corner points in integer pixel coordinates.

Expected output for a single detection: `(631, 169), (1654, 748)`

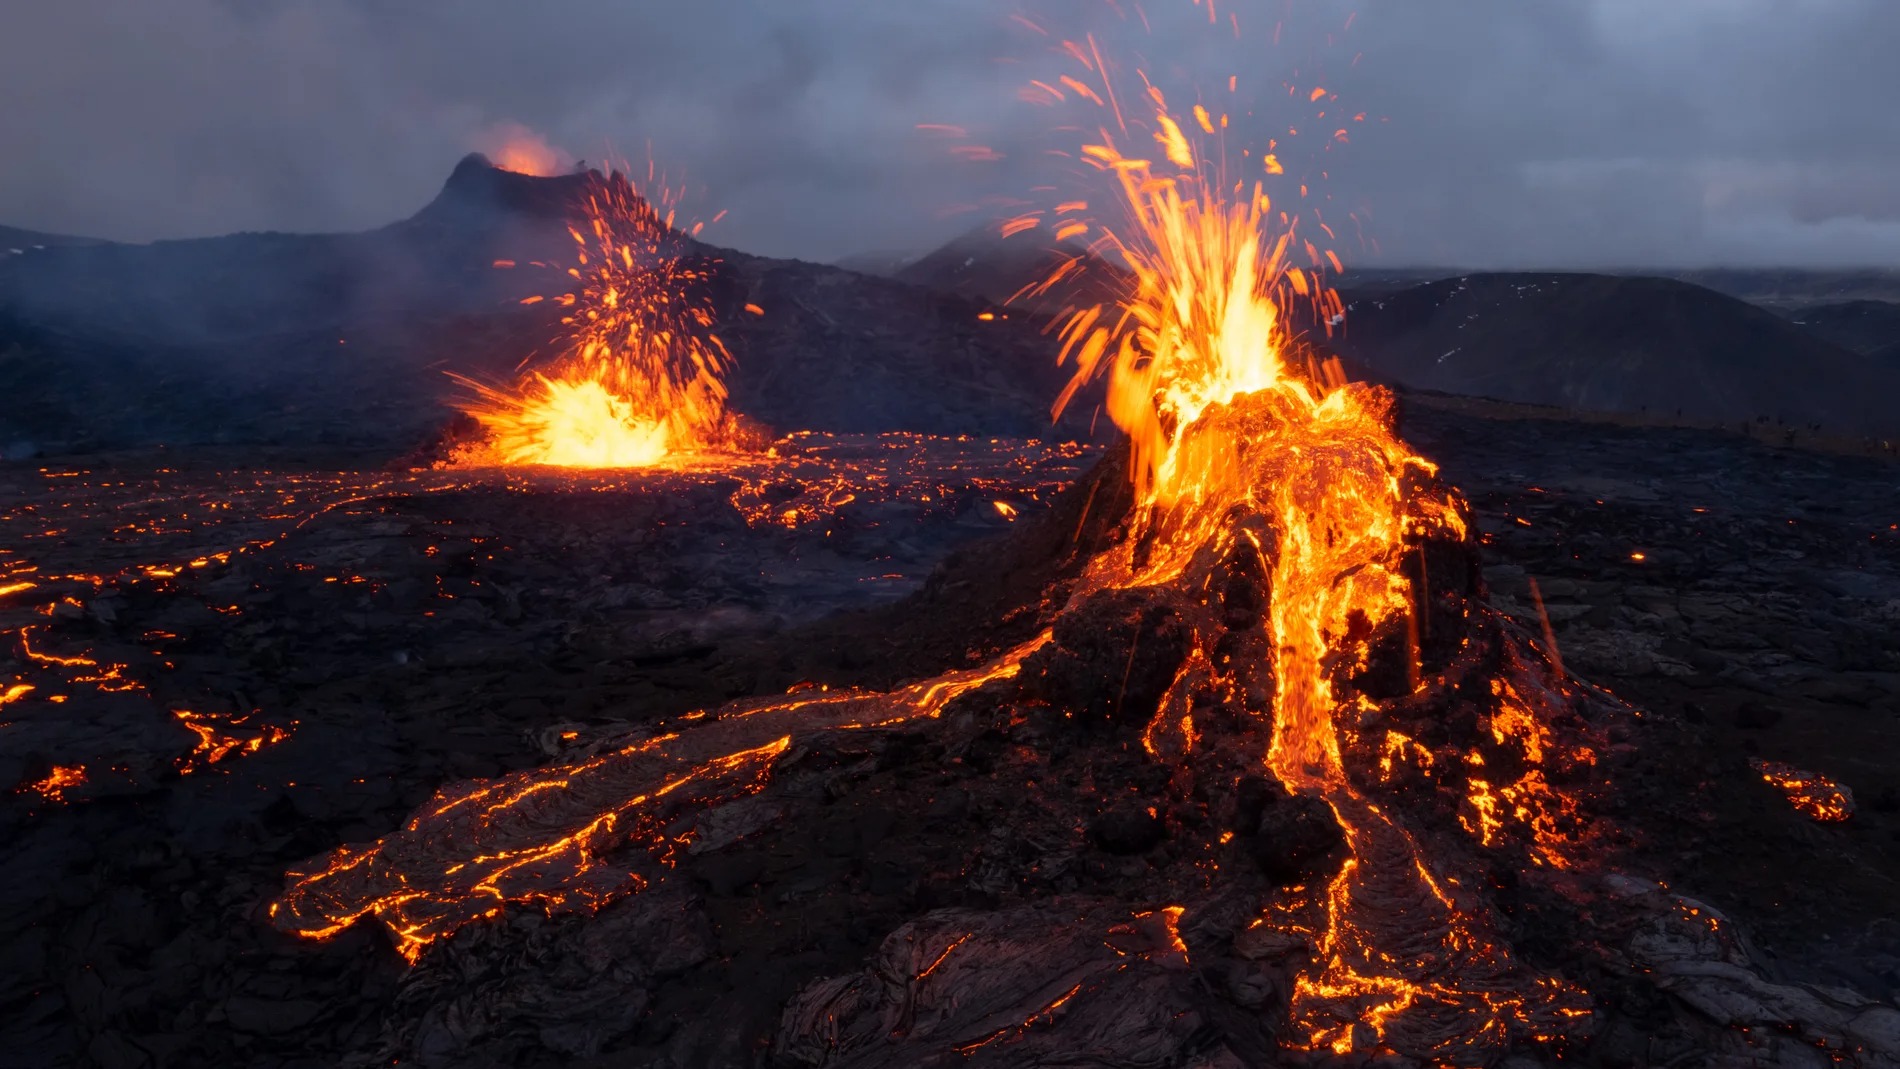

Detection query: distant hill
(894, 224), (1129, 317)
(1332, 273), (1900, 438)
(1786, 299), (1900, 354)
(1658, 268), (1900, 310)
(1315, 266), (1900, 311)
(831, 249), (918, 277)
(0, 157), (1097, 455)
(0, 225), (109, 254)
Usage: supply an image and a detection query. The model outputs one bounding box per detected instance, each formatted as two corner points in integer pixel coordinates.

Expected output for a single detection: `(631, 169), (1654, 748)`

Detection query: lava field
(3, 404), (1897, 1069)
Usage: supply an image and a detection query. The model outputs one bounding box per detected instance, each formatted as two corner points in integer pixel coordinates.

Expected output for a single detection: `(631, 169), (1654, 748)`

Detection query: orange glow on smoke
(454, 168), (736, 468)
(474, 122), (568, 177)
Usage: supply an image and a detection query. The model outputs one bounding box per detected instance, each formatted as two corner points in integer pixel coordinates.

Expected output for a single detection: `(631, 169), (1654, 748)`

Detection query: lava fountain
(453, 167), (742, 468)
(1008, 45), (1596, 1053)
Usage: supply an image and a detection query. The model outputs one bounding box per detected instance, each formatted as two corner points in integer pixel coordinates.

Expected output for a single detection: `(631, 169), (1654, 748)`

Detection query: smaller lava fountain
(452, 167), (751, 469)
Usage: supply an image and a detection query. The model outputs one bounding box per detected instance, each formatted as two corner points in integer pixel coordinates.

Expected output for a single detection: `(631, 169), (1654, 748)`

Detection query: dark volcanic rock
(893, 221), (1131, 317)
(1233, 775), (1345, 884)
(5, 394), (1900, 1067)
(1026, 586), (1192, 731)
(1090, 801), (1168, 855)
(774, 905), (1217, 1069)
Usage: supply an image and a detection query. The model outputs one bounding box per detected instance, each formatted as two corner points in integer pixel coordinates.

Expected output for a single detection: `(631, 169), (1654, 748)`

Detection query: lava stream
(270, 634), (1046, 962)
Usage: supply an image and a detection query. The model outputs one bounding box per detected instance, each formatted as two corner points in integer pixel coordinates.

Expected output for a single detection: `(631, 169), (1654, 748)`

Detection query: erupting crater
(451, 167), (759, 470)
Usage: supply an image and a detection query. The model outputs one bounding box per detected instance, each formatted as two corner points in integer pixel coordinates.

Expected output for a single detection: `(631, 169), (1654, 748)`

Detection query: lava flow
(453, 166), (744, 469)
(270, 637), (1047, 963)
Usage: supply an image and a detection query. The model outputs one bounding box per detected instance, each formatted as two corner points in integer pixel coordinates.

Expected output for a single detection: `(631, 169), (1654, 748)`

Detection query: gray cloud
(2, 0), (1897, 267)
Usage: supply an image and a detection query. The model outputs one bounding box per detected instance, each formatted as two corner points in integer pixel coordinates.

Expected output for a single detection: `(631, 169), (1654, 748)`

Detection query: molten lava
(1752, 758), (1855, 823)
(270, 639), (1045, 962)
(454, 168), (739, 469)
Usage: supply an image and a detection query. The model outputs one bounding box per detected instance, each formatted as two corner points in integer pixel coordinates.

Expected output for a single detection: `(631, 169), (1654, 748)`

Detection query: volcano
(0, 157), (1099, 456)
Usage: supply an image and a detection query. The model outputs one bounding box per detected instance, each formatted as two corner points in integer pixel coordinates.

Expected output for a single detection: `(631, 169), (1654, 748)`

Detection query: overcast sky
(3, 0), (1897, 267)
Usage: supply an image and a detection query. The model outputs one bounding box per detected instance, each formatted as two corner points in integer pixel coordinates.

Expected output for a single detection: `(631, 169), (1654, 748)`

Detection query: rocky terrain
(843, 230), (1900, 441)
(5, 157), (1900, 1069)
(1, 403), (1896, 1068)
(1664, 268), (1900, 311)
(11, 171), (1900, 461)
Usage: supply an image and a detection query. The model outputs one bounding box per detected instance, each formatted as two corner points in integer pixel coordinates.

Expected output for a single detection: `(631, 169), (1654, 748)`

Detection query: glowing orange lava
(174, 708), (295, 774)
(454, 166), (737, 469)
(21, 764), (86, 803)
(1751, 758), (1854, 822)
(270, 636), (1044, 962)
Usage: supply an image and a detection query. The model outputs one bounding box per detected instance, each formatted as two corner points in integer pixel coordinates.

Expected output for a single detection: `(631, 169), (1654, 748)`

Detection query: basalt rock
(1232, 775), (1346, 884)
(1089, 801), (1169, 856)
(1024, 586), (1192, 733)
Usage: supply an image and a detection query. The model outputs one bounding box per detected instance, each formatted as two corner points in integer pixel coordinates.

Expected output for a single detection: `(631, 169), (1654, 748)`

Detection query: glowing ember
(21, 764), (85, 803)
(453, 166), (740, 469)
(1751, 759), (1854, 823)
(174, 708), (296, 774)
